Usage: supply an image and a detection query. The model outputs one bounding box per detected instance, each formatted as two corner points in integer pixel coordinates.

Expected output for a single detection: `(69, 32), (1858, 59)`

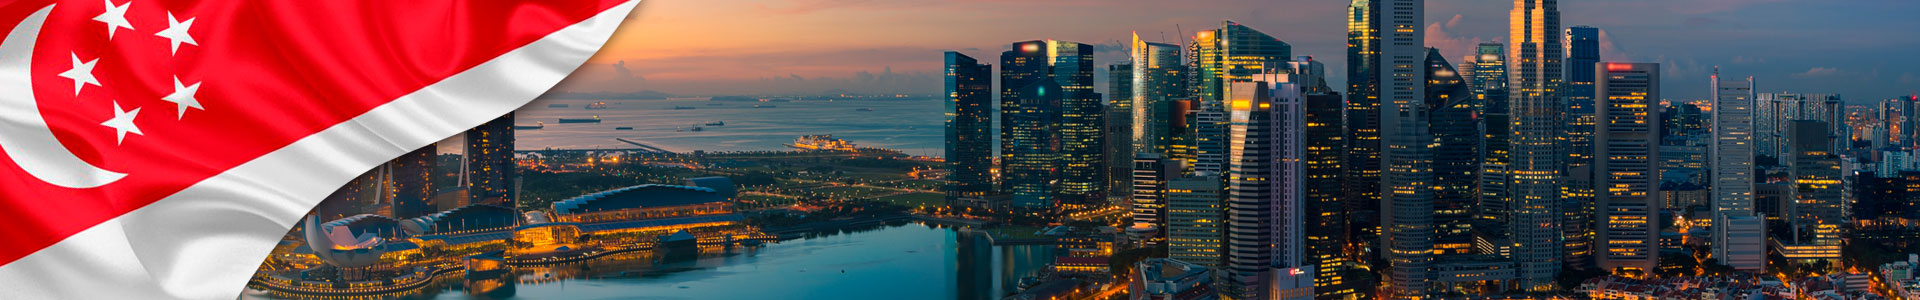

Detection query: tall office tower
(1509, 0), (1565, 289)
(465, 112), (514, 207)
(1131, 154), (1179, 245)
(389, 145), (437, 219)
(1000, 40), (1098, 209)
(1167, 172), (1224, 269)
(944, 52), (996, 208)
(1474, 44), (1513, 257)
(1294, 57), (1357, 299)
(1562, 26), (1601, 269)
(1592, 62), (1661, 274)
(1131, 32), (1187, 157)
(1110, 62), (1135, 206)
(1758, 93), (1845, 158)
(1191, 109), (1229, 174)
(1426, 49), (1481, 258)
(1224, 73), (1309, 299)
(1375, 0), (1431, 297)
(1189, 21), (1290, 180)
(1787, 120), (1845, 248)
(1344, 1), (1385, 262)
(1469, 44), (1508, 96)
(1710, 69), (1761, 271)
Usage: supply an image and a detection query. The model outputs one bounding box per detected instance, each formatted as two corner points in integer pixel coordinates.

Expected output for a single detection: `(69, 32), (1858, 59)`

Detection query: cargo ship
(673, 106), (697, 110)
(557, 116), (601, 124)
(513, 122), (544, 130)
(705, 121), (724, 126)
(753, 104), (776, 108)
(786, 135), (857, 151)
(547, 104), (568, 108)
(585, 101), (609, 110)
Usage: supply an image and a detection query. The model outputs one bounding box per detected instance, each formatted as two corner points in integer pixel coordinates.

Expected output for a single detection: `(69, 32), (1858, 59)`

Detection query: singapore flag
(0, 0), (637, 298)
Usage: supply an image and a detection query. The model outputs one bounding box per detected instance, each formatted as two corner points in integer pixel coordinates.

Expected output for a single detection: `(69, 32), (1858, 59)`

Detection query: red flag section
(0, 0), (627, 267)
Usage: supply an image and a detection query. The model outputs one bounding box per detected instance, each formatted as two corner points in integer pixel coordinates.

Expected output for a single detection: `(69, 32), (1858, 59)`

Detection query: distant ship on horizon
(586, 102), (609, 110)
(513, 122), (544, 130)
(558, 116), (601, 124)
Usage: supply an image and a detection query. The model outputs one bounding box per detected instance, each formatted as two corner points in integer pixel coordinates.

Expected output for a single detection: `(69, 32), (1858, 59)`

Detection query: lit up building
(389, 146), (437, 219)
(1223, 71), (1310, 299)
(1379, 0), (1432, 296)
(1130, 258), (1218, 300)
(548, 185), (734, 224)
(1190, 108), (1228, 174)
(1710, 70), (1759, 269)
(1785, 120), (1844, 258)
(1132, 154), (1181, 245)
(1189, 21), (1290, 180)
(1131, 32), (1188, 160)
(1295, 56), (1357, 299)
(1427, 49), (1481, 259)
(1509, 0), (1566, 290)
(944, 51), (998, 208)
(1111, 62), (1135, 207)
(1166, 173), (1224, 270)
(1344, 2), (1384, 271)
(1000, 40), (1101, 209)
(466, 112), (515, 207)
(1468, 43), (1507, 96)
(1562, 26), (1602, 270)
(1592, 62), (1661, 274)
(1756, 93), (1844, 160)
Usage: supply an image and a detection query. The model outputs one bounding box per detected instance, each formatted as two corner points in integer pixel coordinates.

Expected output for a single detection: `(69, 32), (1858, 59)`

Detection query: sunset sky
(552, 0), (1920, 102)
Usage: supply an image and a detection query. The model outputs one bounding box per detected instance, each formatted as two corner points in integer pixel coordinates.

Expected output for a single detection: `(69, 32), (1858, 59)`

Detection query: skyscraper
(944, 52), (996, 208)
(389, 145), (436, 219)
(1592, 62), (1661, 274)
(1344, 2), (1384, 269)
(466, 112), (514, 208)
(1562, 26), (1601, 269)
(1509, 0), (1565, 289)
(1472, 44), (1513, 259)
(1296, 56), (1357, 299)
(1110, 62), (1135, 207)
(1710, 69), (1762, 272)
(1000, 40), (1098, 209)
(1427, 49), (1481, 259)
(1469, 44), (1508, 96)
(1131, 154), (1179, 245)
(1787, 120), (1844, 250)
(1189, 22), (1289, 178)
(1378, 0), (1431, 296)
(1132, 32), (1187, 157)
(1224, 71), (1309, 300)
(1167, 173), (1225, 269)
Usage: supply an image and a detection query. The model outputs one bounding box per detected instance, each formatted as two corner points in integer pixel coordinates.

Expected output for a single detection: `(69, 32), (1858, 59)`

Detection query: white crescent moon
(0, 5), (127, 189)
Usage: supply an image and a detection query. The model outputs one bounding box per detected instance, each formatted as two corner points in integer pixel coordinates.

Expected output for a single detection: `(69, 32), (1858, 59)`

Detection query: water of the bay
(509, 98), (946, 157)
(245, 224), (1054, 300)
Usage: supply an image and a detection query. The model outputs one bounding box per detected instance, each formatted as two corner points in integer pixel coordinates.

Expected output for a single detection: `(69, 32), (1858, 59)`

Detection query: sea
(507, 98), (946, 157)
(243, 224), (1056, 300)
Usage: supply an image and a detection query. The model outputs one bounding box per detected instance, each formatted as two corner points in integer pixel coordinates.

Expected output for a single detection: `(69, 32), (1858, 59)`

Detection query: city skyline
(555, 0), (1920, 101)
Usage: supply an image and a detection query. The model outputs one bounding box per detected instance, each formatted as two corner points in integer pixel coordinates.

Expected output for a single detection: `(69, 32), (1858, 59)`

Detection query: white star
(100, 101), (143, 145)
(161, 77), (202, 119)
(56, 53), (100, 95)
(154, 12), (196, 55)
(91, 0), (135, 40)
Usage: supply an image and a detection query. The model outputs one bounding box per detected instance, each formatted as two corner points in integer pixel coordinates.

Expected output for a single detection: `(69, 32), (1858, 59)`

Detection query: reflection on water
(245, 223), (1052, 300)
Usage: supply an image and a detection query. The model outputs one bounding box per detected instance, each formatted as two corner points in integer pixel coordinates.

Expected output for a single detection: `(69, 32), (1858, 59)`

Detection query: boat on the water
(513, 121), (545, 130)
(786, 134), (856, 151)
(754, 105), (775, 108)
(690, 126), (703, 132)
(585, 102), (609, 110)
(855, 108), (873, 111)
(705, 121), (724, 126)
(557, 116), (601, 124)
(673, 106), (697, 110)
(614, 127), (633, 130)
(547, 104), (568, 108)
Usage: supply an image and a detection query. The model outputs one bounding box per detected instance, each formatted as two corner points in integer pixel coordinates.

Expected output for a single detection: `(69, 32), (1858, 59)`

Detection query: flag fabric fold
(0, 0), (639, 298)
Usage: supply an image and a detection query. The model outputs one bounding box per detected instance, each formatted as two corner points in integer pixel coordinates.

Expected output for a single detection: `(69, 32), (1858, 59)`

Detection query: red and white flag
(0, 0), (637, 298)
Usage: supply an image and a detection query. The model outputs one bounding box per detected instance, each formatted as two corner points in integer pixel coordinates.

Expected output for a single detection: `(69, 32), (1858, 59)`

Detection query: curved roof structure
(303, 215), (387, 268)
(551, 184), (725, 215)
(400, 204), (518, 235)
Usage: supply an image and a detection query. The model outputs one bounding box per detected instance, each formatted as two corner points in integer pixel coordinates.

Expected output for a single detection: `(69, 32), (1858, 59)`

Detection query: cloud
(1595, 29), (1633, 62)
(1425, 15), (1490, 63)
(1730, 56), (1765, 64)
(1792, 67), (1842, 78)
(613, 60), (637, 80)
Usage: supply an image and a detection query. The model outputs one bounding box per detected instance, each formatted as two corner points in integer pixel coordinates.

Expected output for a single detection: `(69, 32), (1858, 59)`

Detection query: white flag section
(0, 1), (640, 299)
